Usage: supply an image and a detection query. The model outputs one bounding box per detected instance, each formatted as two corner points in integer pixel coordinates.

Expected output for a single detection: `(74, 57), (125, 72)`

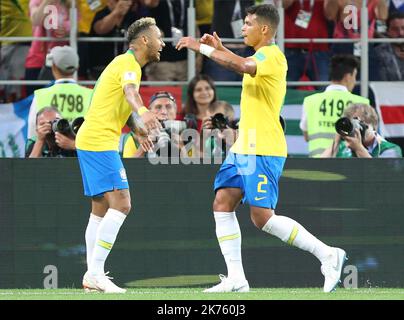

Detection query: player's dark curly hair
(127, 17), (157, 44)
(246, 4), (280, 31)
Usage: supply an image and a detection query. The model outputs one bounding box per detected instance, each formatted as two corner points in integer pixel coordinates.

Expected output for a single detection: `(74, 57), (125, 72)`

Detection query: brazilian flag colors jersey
(76, 50), (141, 151)
(230, 45), (288, 157)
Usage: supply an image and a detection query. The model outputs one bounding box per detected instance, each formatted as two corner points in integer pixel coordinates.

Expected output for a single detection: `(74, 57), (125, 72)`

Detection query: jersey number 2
(257, 174), (268, 193)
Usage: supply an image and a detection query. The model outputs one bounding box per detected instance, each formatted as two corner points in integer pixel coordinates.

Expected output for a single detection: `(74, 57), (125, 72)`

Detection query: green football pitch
(0, 288), (403, 300)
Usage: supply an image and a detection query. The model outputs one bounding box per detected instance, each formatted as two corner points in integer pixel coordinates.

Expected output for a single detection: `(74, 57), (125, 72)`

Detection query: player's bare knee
(250, 207), (274, 229)
(213, 194), (232, 212)
(118, 202), (131, 215)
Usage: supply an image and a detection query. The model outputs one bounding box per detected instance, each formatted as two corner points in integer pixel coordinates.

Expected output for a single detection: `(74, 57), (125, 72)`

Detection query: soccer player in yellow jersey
(76, 17), (164, 293)
(177, 4), (346, 293)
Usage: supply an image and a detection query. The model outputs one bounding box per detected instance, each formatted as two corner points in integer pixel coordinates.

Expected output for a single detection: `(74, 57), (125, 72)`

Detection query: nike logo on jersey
(254, 196), (267, 201)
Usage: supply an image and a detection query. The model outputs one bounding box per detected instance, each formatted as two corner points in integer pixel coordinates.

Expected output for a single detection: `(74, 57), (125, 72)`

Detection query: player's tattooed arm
(124, 83), (161, 132)
(176, 36), (257, 76)
(123, 83), (144, 113)
(209, 53), (257, 76)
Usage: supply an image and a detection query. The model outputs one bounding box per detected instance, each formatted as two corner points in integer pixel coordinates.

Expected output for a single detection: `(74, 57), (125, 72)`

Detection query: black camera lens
(51, 118), (71, 135)
(211, 113), (228, 130)
(335, 117), (354, 137)
(335, 117), (368, 140)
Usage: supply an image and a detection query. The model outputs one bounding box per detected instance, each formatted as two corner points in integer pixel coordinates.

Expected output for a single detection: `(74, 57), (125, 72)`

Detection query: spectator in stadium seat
(26, 106), (77, 158)
(300, 54), (370, 157)
(88, 0), (148, 79)
(328, 0), (388, 56)
(122, 90), (180, 158)
(0, 0), (32, 102)
(183, 74), (217, 132)
(372, 12), (404, 81)
(203, 0), (255, 81)
(321, 103), (402, 158)
(24, 0), (71, 96)
(27, 46), (93, 140)
(283, 0), (336, 82)
(144, 0), (189, 81)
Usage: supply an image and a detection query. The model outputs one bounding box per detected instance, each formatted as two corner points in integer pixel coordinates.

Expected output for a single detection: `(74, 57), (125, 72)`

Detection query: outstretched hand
(175, 36), (200, 52)
(200, 32), (224, 51)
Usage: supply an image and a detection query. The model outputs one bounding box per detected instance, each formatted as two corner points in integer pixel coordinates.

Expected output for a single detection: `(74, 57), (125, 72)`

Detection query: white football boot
(82, 271), (127, 294)
(204, 274), (250, 293)
(321, 247), (347, 292)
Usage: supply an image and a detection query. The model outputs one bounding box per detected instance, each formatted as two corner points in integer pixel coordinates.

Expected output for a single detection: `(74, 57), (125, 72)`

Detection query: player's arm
(123, 83), (160, 131)
(123, 84), (158, 152)
(176, 36), (257, 77)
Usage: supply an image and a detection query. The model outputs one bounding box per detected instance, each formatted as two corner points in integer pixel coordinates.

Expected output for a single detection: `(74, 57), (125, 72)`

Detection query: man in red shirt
(283, 0), (336, 82)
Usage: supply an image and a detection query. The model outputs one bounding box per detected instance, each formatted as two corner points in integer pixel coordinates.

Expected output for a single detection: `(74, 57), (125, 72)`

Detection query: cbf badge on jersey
(295, 10), (312, 29)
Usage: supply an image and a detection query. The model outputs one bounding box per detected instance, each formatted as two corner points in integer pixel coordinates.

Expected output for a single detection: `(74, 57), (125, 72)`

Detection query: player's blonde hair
(127, 17), (157, 43)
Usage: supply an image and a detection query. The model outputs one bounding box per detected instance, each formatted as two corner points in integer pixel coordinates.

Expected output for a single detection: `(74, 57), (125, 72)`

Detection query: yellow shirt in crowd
(0, 0), (32, 43)
(231, 45), (288, 157)
(195, 0), (213, 26)
(77, 0), (107, 34)
(76, 50), (141, 151)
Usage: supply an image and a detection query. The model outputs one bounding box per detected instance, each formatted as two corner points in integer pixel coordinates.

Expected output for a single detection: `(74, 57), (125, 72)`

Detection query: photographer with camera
(122, 91), (185, 158)
(321, 103), (402, 158)
(300, 54), (370, 157)
(25, 106), (78, 158)
(201, 100), (237, 159)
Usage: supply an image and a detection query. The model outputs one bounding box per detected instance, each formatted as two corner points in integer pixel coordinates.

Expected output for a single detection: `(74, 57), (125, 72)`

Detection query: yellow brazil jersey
(231, 45), (288, 157)
(76, 50), (141, 151)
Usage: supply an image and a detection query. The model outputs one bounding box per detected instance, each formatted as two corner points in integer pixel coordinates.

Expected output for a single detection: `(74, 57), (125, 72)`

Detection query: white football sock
(262, 214), (333, 263)
(214, 212), (246, 281)
(85, 213), (103, 269)
(89, 208), (127, 276)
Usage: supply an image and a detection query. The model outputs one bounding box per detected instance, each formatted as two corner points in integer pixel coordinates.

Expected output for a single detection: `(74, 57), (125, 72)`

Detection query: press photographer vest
(34, 83), (93, 122)
(304, 90), (369, 157)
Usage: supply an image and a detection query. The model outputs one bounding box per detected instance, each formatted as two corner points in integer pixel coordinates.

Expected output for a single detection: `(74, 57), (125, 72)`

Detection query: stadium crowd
(1, 0), (404, 158)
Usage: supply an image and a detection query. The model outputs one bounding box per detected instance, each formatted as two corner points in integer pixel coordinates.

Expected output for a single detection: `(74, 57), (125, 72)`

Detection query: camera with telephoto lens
(155, 120), (187, 149)
(50, 118), (71, 135)
(211, 113), (240, 130)
(335, 116), (368, 140)
(50, 117), (85, 136)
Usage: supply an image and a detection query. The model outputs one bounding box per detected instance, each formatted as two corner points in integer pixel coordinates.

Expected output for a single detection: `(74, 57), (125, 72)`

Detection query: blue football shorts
(77, 149), (129, 197)
(214, 152), (286, 209)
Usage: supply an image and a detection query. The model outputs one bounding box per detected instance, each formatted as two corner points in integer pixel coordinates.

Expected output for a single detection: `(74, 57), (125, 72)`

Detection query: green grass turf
(0, 288), (403, 300)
